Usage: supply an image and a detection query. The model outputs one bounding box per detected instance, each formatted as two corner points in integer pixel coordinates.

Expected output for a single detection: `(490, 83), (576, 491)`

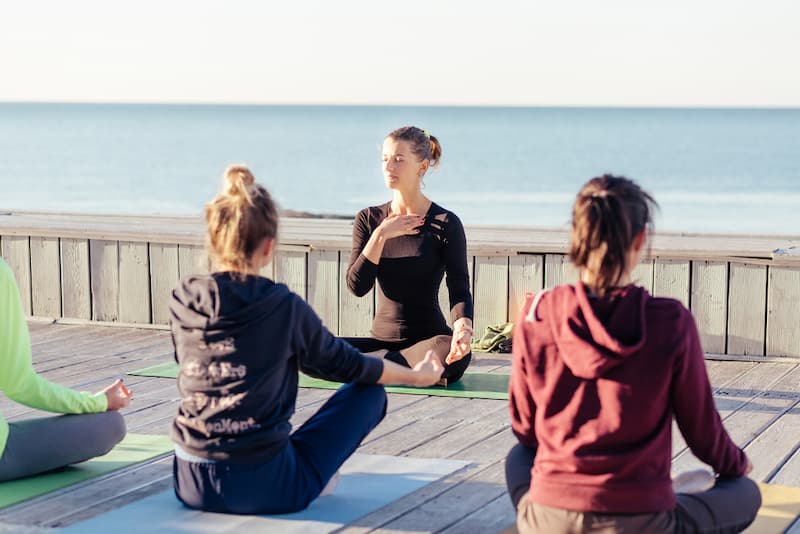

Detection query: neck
(580, 271), (633, 294)
(391, 190), (430, 215)
(218, 262), (263, 277)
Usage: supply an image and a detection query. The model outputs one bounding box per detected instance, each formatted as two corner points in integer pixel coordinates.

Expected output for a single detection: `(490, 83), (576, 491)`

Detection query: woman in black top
(170, 165), (444, 514)
(345, 126), (474, 383)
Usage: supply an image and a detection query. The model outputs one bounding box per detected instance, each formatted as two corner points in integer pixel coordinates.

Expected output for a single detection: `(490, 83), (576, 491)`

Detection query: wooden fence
(2, 211), (799, 358)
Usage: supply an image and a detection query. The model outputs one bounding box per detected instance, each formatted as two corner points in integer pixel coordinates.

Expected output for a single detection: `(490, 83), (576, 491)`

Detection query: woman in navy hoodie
(170, 165), (444, 515)
(506, 175), (760, 533)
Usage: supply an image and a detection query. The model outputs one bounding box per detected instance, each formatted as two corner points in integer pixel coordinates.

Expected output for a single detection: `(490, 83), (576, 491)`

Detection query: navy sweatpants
(174, 382), (387, 515)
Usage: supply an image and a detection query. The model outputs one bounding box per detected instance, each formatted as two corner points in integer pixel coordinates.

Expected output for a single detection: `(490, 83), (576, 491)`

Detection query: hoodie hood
(535, 283), (648, 379)
(170, 272), (292, 336)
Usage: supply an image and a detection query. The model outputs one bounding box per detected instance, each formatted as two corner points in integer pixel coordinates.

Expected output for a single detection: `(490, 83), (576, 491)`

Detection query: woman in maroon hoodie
(506, 175), (760, 533)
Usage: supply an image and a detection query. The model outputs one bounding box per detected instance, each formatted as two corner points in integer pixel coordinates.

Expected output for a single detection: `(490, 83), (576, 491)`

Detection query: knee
(505, 443), (536, 475)
(505, 443), (536, 508)
(342, 382), (387, 419)
(443, 351), (471, 383)
(740, 477), (762, 519)
(99, 411), (127, 450)
(365, 384), (388, 417)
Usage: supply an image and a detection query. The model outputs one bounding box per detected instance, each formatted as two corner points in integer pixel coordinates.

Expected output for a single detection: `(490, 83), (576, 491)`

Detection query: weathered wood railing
(2, 211), (799, 358)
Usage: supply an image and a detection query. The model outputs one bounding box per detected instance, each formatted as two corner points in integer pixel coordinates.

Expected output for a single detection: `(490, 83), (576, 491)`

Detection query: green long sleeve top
(0, 258), (107, 456)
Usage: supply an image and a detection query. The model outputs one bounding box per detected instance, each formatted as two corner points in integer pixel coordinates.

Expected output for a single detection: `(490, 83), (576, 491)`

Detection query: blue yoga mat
(62, 453), (469, 533)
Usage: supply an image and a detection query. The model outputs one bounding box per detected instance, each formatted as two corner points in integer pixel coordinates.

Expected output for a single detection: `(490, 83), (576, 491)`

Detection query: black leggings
(341, 336), (471, 383)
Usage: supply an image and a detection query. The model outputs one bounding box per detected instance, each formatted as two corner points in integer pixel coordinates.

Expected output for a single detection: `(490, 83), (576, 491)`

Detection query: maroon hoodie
(509, 283), (748, 513)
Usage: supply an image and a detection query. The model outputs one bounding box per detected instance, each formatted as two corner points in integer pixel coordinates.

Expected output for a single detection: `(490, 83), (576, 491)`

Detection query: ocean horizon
(1, 102), (798, 236)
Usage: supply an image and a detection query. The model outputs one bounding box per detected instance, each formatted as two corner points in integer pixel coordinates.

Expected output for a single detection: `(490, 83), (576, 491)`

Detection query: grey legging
(505, 443), (761, 534)
(0, 411), (126, 482)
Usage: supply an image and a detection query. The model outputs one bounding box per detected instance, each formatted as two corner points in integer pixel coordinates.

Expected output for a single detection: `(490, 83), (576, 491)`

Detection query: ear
(632, 229), (647, 253)
(418, 159), (430, 176)
(259, 238), (276, 265)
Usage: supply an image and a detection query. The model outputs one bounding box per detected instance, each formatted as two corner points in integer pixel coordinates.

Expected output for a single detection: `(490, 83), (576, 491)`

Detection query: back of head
(205, 165), (279, 274)
(568, 175), (657, 296)
(386, 126), (442, 168)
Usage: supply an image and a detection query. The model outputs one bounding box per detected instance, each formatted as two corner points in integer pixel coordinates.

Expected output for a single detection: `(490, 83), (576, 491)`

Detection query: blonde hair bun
(223, 164), (256, 201)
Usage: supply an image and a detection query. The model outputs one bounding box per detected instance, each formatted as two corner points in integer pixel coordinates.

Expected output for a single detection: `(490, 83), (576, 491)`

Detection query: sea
(1, 103), (798, 235)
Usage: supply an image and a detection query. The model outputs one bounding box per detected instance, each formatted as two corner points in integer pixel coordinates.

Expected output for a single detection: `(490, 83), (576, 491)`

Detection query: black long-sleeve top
(169, 273), (384, 463)
(346, 201), (474, 343)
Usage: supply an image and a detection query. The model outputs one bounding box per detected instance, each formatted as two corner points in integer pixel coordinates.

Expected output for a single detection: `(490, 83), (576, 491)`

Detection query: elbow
(346, 276), (370, 297)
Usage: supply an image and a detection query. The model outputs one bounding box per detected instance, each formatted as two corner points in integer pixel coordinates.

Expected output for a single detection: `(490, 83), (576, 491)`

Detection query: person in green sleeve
(0, 257), (132, 482)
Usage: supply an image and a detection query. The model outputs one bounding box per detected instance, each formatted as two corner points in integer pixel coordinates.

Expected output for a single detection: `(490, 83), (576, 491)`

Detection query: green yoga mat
(0, 433), (173, 509)
(129, 362), (510, 400)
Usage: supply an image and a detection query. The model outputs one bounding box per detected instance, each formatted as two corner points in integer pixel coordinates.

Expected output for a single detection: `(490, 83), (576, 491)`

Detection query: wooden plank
(440, 493), (515, 534)
(544, 253), (577, 289)
(770, 433), (800, 486)
(29, 236), (61, 317)
(148, 243), (180, 325)
(118, 241), (151, 324)
(653, 258), (690, 307)
(631, 259), (654, 293)
(767, 266), (800, 357)
(472, 256), (509, 336)
(690, 261), (728, 354)
(60, 238), (92, 320)
(339, 253), (373, 336)
(1, 235), (32, 315)
(307, 249), (339, 333)
(89, 239), (119, 322)
(177, 244), (208, 278)
(727, 263), (767, 356)
(274, 250), (307, 299)
(508, 254), (544, 324)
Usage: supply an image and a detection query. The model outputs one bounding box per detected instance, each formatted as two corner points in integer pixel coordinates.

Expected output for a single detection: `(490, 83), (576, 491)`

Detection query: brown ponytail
(568, 175), (657, 295)
(386, 126), (442, 169)
(204, 165), (279, 275)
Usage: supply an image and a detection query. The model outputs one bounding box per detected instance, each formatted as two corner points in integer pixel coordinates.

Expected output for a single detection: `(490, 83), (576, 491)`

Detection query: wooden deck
(1, 321), (799, 533)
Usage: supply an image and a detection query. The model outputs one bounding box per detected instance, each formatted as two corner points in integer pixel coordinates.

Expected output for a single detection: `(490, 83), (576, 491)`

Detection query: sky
(1, 0), (799, 107)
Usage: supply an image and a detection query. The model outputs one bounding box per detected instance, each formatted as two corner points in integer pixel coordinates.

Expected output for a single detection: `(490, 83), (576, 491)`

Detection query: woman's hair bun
(223, 164), (256, 200)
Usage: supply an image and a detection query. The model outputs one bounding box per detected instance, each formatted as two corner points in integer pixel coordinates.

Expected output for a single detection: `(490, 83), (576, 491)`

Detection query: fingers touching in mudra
(102, 378), (133, 411)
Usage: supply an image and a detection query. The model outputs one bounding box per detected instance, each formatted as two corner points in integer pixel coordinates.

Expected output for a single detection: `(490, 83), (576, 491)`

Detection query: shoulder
(357, 203), (390, 221)
(645, 294), (691, 324)
(353, 203), (389, 230)
(429, 202), (460, 223)
(428, 202), (465, 235)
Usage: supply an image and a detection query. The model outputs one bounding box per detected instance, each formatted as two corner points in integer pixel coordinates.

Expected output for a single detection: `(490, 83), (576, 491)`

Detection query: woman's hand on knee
(101, 379), (133, 411)
(446, 318), (473, 365)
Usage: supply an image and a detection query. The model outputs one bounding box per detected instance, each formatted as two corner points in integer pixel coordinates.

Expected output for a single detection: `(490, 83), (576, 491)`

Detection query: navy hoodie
(509, 282), (748, 513)
(169, 273), (384, 463)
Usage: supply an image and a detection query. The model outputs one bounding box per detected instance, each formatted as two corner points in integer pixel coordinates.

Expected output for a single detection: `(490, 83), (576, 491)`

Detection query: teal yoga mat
(62, 453), (469, 533)
(0, 433), (173, 509)
(129, 362), (510, 400)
